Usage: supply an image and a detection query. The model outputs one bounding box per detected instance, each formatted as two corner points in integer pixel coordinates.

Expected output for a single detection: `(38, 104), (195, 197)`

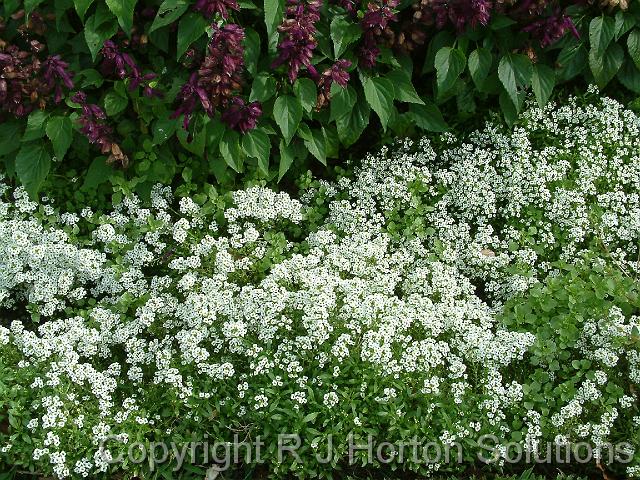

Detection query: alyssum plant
(1, 0), (640, 196)
(0, 93), (639, 479)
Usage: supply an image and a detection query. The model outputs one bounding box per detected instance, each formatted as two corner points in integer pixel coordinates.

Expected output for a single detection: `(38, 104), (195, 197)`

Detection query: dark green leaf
(336, 94), (369, 146)
(434, 47), (466, 95)
(468, 48), (492, 89)
(264, 0), (283, 51)
(24, 0), (46, 14)
(219, 130), (244, 172)
(386, 69), (424, 105)
(82, 156), (114, 190)
(273, 95), (303, 144)
(242, 129), (271, 174)
(330, 16), (361, 58)
(244, 28), (261, 76)
(45, 116), (73, 160)
(84, 5), (119, 61)
(614, 11), (636, 41)
(0, 122), (23, 156)
(590, 42), (624, 88)
(531, 64), (555, 108)
(150, 0), (188, 32)
(617, 58), (640, 93)
(15, 143), (51, 199)
(104, 91), (128, 116)
(250, 73), (277, 102)
(152, 116), (178, 145)
(105, 0), (137, 34)
(589, 16), (616, 57)
(298, 125), (326, 165)
(498, 53), (531, 109)
(177, 13), (208, 60)
(628, 29), (640, 71)
(74, 0), (94, 19)
(22, 110), (49, 142)
(363, 76), (395, 130)
(408, 102), (448, 132)
(330, 85), (357, 122)
(278, 140), (294, 182)
(294, 78), (318, 113)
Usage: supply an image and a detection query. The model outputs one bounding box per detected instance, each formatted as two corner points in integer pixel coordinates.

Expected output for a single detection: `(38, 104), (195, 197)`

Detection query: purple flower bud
(193, 0), (240, 19)
(358, 0), (398, 68)
(100, 40), (161, 96)
(42, 55), (74, 90)
(523, 9), (579, 48)
(221, 97), (262, 133)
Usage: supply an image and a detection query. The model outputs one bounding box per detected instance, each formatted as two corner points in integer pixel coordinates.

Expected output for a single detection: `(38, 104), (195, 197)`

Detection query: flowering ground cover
(0, 92), (639, 479)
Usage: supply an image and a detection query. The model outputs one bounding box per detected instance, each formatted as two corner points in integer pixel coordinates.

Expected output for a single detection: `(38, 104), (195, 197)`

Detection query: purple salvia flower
(358, 0), (398, 68)
(100, 40), (162, 98)
(171, 72), (213, 130)
(221, 97), (262, 132)
(272, 0), (322, 83)
(193, 0), (240, 19)
(316, 59), (351, 109)
(523, 9), (579, 48)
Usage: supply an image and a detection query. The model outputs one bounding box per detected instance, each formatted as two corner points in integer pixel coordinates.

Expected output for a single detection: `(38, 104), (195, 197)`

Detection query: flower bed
(0, 94), (639, 478)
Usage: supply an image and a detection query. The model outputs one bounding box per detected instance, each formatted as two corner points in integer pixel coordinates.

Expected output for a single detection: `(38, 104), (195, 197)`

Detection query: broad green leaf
(84, 5), (119, 61)
(278, 140), (294, 182)
(422, 31), (455, 75)
(264, 0), (283, 51)
(176, 13), (208, 60)
(152, 116), (178, 145)
(298, 125), (326, 165)
(242, 129), (271, 175)
(589, 16), (616, 57)
(468, 48), (492, 89)
(498, 54), (531, 109)
(294, 78), (318, 113)
(24, 0), (46, 14)
(590, 43), (624, 88)
(615, 11), (636, 41)
(408, 102), (448, 132)
(330, 16), (361, 58)
(82, 156), (114, 190)
(74, 0), (94, 19)
(45, 116), (73, 160)
(386, 69), (424, 105)
(556, 44), (588, 82)
(105, 0), (137, 34)
(244, 28), (261, 76)
(150, 0), (188, 32)
(330, 85), (357, 122)
(22, 110), (49, 142)
(104, 91), (128, 116)
(273, 95), (303, 144)
(499, 90), (518, 127)
(250, 73), (277, 102)
(336, 94), (369, 146)
(219, 130), (244, 172)
(434, 47), (466, 95)
(628, 29), (640, 71)
(0, 122), (23, 156)
(15, 143), (51, 199)
(617, 58), (640, 93)
(531, 64), (555, 108)
(363, 76), (394, 130)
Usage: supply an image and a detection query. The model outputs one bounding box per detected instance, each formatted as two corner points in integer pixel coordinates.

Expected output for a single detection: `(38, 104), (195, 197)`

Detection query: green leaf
(336, 94), (369, 146)
(22, 110), (49, 142)
(330, 16), (361, 58)
(244, 28), (261, 76)
(294, 78), (318, 113)
(386, 69), (424, 105)
(278, 140), (295, 182)
(264, 0), (283, 51)
(468, 48), (492, 89)
(273, 95), (303, 144)
(628, 29), (640, 71)
(363, 76), (394, 130)
(531, 64), (555, 108)
(84, 5), (119, 62)
(105, 0), (137, 34)
(242, 129), (271, 175)
(177, 13), (208, 60)
(73, 0), (94, 19)
(614, 11), (636, 41)
(434, 47), (466, 95)
(152, 116), (178, 145)
(408, 102), (448, 132)
(45, 116), (73, 160)
(498, 54), (531, 109)
(219, 130), (244, 172)
(24, 0), (46, 14)
(250, 73), (277, 102)
(617, 58), (640, 93)
(590, 43), (624, 88)
(0, 122), (23, 156)
(104, 91), (128, 116)
(150, 0), (188, 32)
(556, 44), (588, 82)
(82, 156), (114, 190)
(589, 16), (616, 57)
(330, 85), (357, 122)
(15, 143), (51, 199)
(499, 90), (518, 127)
(298, 125), (326, 165)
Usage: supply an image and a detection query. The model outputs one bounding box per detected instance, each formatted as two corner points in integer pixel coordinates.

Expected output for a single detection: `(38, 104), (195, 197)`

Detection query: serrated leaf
(250, 73), (277, 102)
(330, 85), (357, 122)
(244, 28), (261, 76)
(15, 143), (51, 199)
(298, 125), (326, 165)
(468, 48), (492, 89)
(386, 69), (424, 105)
(105, 0), (137, 33)
(434, 47), (466, 95)
(408, 102), (448, 132)
(617, 58), (640, 93)
(242, 129), (271, 174)
(22, 110), (49, 142)
(531, 64), (555, 108)
(74, 0), (94, 19)
(24, 0), (46, 14)
(82, 156), (114, 190)
(615, 11), (636, 41)
(264, 0), (283, 51)
(45, 116), (73, 160)
(498, 54), (531, 109)
(363, 76), (394, 130)
(278, 140), (294, 182)
(628, 29), (640, 71)
(177, 13), (208, 60)
(273, 95), (303, 144)
(84, 6), (119, 61)
(589, 16), (616, 57)
(0, 122), (23, 156)
(150, 0), (188, 32)
(219, 130), (244, 172)
(330, 16), (361, 58)
(336, 94), (369, 146)
(104, 91), (128, 116)
(294, 78), (317, 113)
(590, 42), (624, 88)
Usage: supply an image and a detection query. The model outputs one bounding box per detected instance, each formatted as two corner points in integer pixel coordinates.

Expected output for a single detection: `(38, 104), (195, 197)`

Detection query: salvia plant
(0, 93), (639, 479)
(1, 0), (640, 195)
